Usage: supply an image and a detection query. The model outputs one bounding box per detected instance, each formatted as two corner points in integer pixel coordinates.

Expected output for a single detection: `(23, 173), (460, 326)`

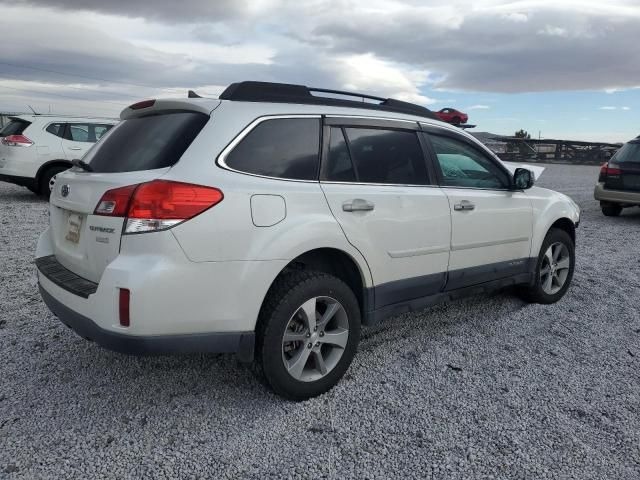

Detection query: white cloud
(501, 12), (528, 23)
(328, 53), (436, 105)
(537, 25), (569, 37)
(467, 104), (490, 110)
(621, 106), (631, 110)
(600, 106), (617, 110)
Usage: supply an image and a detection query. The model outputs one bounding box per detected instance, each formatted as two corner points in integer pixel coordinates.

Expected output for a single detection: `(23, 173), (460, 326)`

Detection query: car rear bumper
(594, 182), (640, 205)
(39, 283), (255, 361)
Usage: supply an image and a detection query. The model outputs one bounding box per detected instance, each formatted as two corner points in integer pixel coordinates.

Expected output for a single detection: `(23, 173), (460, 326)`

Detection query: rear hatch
(603, 140), (640, 192)
(48, 106), (211, 283)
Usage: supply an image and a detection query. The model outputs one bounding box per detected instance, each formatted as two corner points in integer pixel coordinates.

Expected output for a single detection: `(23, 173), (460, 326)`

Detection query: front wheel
(518, 228), (575, 304)
(255, 271), (361, 401)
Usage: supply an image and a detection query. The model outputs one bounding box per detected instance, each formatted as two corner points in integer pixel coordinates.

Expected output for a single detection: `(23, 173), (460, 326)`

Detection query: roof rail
(218, 81), (438, 120)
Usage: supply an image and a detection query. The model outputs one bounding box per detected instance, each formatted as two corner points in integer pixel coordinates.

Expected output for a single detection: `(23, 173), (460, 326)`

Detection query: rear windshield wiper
(72, 159), (93, 172)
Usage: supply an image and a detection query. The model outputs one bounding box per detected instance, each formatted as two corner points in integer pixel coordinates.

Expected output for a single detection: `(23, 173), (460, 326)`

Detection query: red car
(435, 108), (468, 125)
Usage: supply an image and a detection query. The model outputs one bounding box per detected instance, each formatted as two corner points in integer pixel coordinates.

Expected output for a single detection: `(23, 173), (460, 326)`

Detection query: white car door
(423, 127), (533, 290)
(320, 120), (451, 311)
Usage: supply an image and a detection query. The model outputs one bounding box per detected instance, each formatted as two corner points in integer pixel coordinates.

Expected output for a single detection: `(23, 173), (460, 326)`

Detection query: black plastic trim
(0, 173), (36, 189)
(36, 255), (98, 298)
(362, 258), (535, 325)
(219, 81), (439, 120)
(39, 285), (255, 361)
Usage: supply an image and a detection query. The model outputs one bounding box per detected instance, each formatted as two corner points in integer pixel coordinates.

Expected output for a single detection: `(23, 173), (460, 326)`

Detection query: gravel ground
(1, 164), (640, 479)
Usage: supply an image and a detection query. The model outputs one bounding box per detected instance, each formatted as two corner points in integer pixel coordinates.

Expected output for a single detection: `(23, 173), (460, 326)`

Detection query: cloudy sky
(0, 0), (638, 142)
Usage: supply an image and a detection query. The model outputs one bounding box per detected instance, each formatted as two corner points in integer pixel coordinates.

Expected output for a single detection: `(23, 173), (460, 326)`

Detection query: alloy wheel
(540, 242), (571, 295)
(281, 296), (349, 382)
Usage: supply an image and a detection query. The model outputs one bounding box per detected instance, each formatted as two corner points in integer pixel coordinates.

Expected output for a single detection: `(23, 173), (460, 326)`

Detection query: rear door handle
(454, 200), (475, 211)
(343, 199), (375, 212)
(68, 146), (82, 151)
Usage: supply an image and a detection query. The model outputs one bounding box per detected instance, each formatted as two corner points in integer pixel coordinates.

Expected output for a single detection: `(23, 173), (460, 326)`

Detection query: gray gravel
(1, 164), (640, 479)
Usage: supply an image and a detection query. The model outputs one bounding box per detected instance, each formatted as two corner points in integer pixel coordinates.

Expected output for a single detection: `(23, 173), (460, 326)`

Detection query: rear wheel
(451, 116), (462, 125)
(255, 270), (361, 401)
(518, 228), (575, 304)
(601, 202), (622, 217)
(39, 166), (69, 199)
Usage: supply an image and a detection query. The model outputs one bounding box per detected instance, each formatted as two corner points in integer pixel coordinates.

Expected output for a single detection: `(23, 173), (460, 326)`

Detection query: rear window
(84, 112), (209, 173)
(0, 119), (30, 137)
(612, 142), (640, 164)
(224, 118), (320, 180)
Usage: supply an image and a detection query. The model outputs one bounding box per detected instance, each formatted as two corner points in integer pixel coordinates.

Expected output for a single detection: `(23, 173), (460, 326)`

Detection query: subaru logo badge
(61, 184), (70, 197)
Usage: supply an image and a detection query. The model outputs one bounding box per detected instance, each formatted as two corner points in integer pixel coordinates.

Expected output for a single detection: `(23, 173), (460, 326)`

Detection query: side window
(342, 128), (428, 185)
(429, 134), (509, 189)
(94, 124), (113, 141)
(225, 118), (320, 180)
(46, 123), (65, 138)
(326, 128), (356, 182)
(69, 124), (89, 142)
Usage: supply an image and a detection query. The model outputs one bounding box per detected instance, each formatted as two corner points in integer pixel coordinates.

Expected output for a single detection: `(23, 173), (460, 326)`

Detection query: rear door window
(84, 112), (209, 173)
(0, 119), (31, 137)
(224, 118), (320, 180)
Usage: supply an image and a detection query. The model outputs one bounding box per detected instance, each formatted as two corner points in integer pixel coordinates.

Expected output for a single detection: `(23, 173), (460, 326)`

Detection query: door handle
(454, 200), (475, 211)
(343, 199), (375, 212)
(68, 146), (82, 151)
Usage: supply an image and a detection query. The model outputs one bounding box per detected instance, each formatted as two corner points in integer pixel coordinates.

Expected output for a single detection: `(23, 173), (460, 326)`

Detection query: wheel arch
(260, 247), (373, 322)
(35, 159), (72, 188)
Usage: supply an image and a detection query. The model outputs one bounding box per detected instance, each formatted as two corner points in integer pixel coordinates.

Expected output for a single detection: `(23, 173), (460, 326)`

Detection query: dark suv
(594, 137), (640, 216)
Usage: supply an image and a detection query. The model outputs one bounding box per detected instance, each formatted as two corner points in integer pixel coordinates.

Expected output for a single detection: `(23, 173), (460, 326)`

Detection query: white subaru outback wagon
(36, 81), (580, 400)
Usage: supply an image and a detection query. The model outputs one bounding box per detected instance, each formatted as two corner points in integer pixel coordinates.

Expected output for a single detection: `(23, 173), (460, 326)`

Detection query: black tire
(601, 203), (622, 217)
(255, 270), (361, 401)
(518, 228), (575, 304)
(39, 166), (69, 199)
(451, 116), (462, 125)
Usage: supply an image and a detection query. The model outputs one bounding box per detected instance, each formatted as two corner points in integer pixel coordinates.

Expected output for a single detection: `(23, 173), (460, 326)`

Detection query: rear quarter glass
(611, 142), (640, 164)
(84, 111), (209, 173)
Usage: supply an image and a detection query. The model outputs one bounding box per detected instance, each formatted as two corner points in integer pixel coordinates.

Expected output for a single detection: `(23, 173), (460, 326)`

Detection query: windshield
(83, 111), (209, 173)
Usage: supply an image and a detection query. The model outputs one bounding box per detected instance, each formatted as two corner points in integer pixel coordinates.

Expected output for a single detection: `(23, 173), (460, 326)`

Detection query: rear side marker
(119, 289), (130, 327)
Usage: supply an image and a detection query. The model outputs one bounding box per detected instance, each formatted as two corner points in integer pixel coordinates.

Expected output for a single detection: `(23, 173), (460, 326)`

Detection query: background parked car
(434, 108), (469, 125)
(0, 115), (117, 197)
(594, 136), (640, 216)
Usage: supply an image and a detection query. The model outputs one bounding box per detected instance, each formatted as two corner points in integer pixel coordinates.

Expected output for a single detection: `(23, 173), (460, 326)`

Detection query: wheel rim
(281, 296), (349, 382)
(540, 242), (571, 295)
(49, 174), (58, 193)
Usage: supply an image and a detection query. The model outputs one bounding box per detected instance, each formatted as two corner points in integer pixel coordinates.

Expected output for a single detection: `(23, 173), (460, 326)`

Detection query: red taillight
(1, 134), (33, 147)
(94, 184), (138, 216)
(119, 288), (130, 327)
(129, 99), (155, 110)
(128, 180), (223, 219)
(600, 162), (621, 177)
(93, 180), (223, 233)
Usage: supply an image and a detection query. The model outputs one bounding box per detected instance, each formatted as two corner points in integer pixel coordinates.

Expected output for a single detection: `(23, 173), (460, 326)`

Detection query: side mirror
(513, 168), (534, 190)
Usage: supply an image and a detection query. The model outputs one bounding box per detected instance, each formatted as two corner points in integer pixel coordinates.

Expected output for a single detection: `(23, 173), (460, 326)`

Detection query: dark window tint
(611, 142), (640, 164)
(326, 127), (356, 182)
(225, 118), (320, 180)
(84, 112), (208, 173)
(343, 128), (427, 185)
(0, 119), (30, 137)
(429, 134), (509, 189)
(46, 123), (65, 138)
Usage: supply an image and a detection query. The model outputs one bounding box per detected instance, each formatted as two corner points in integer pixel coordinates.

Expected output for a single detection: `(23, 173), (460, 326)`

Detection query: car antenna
(27, 105), (39, 115)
